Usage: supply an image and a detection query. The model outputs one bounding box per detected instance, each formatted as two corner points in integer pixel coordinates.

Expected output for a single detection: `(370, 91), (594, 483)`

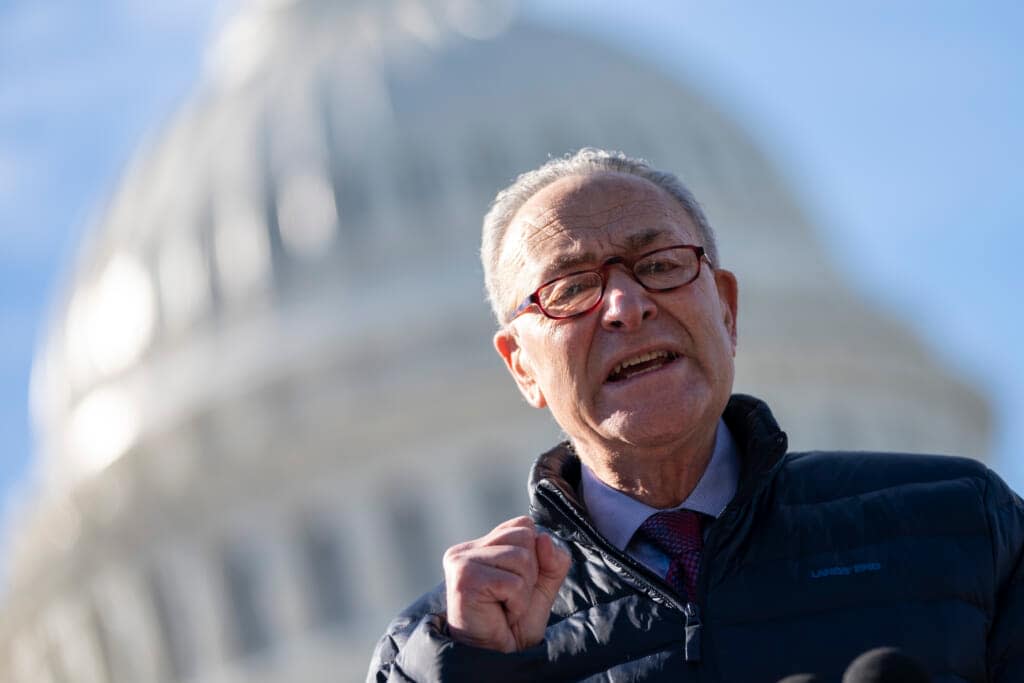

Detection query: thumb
(534, 532), (572, 600)
(511, 532), (571, 651)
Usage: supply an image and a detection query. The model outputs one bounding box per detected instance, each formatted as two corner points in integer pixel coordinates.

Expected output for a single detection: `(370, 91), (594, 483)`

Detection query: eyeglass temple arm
(510, 293), (538, 321)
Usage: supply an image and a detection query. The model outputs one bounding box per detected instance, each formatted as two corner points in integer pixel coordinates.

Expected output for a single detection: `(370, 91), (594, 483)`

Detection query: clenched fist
(442, 516), (572, 653)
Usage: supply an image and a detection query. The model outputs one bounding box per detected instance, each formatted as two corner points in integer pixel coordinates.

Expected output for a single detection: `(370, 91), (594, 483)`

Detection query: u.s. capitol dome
(0, 1), (990, 681)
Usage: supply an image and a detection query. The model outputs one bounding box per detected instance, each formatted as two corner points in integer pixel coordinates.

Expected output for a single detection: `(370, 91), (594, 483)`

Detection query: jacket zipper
(683, 602), (702, 661)
(536, 486), (705, 662)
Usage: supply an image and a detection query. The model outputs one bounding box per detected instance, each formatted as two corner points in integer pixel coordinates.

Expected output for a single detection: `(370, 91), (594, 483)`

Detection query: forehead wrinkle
(522, 196), (671, 250)
(521, 210), (571, 249)
(552, 196), (670, 231)
(542, 227), (671, 275)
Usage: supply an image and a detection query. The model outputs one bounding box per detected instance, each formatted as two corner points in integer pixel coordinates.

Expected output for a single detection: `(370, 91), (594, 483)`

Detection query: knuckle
(443, 537), (481, 564)
(509, 516), (535, 534)
(494, 516), (534, 535)
(442, 545), (473, 576)
(509, 545), (533, 567)
(442, 545), (462, 569)
(496, 526), (535, 547)
(507, 572), (528, 596)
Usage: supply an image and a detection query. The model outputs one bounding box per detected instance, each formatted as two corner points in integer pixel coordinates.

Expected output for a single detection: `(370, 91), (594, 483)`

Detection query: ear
(494, 327), (547, 409)
(713, 269), (739, 355)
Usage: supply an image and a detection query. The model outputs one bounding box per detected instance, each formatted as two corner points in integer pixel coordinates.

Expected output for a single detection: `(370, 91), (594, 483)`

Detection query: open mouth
(606, 350), (681, 383)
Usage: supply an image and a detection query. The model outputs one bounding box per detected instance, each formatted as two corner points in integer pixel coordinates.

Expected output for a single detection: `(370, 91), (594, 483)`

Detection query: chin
(596, 410), (698, 449)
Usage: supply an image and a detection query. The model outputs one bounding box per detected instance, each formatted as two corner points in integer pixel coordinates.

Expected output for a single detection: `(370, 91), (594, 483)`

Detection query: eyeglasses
(510, 244), (709, 321)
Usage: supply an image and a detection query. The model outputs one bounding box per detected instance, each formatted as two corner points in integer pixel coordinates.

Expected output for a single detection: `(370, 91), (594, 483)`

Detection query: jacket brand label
(809, 562), (881, 579)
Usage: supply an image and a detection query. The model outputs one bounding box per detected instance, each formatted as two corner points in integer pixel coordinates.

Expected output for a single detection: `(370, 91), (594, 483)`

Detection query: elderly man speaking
(369, 149), (1024, 682)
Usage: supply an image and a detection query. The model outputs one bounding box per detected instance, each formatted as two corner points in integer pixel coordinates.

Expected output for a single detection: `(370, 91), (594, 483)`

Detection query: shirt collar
(580, 419), (740, 551)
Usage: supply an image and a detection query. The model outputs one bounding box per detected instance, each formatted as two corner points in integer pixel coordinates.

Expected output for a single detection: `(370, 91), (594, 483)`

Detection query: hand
(443, 516), (572, 653)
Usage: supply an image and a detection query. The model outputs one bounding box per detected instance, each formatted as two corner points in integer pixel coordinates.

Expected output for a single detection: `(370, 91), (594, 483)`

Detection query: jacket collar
(528, 394), (788, 534)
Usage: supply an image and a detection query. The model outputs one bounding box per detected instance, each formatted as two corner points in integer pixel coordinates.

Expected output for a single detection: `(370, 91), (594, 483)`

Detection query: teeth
(612, 350), (671, 376)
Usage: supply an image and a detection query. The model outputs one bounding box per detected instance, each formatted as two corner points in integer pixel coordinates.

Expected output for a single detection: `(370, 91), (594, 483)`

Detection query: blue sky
(2, 1), (1022, 562)
(0, 1), (226, 543)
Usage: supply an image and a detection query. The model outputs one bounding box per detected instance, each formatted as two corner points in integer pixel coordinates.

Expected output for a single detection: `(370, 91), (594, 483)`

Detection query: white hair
(481, 147), (718, 324)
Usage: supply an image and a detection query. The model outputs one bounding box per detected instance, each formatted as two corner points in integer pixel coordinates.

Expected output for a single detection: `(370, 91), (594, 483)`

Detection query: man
(368, 149), (1024, 681)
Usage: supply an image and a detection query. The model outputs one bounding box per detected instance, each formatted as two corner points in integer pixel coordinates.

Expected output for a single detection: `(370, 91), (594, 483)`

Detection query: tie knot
(637, 508), (704, 556)
(636, 508), (705, 600)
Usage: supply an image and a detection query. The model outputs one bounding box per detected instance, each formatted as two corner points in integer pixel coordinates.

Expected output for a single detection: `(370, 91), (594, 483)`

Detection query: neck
(574, 423), (718, 508)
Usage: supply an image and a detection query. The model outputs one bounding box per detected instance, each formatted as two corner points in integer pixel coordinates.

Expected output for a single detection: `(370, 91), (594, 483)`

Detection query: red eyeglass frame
(509, 244), (709, 321)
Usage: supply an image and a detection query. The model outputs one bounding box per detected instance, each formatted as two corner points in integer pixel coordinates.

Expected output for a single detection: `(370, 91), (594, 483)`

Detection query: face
(493, 172), (738, 456)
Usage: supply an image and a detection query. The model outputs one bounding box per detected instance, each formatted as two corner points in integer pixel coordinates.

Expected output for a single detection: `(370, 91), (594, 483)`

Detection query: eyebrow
(625, 228), (667, 251)
(544, 229), (671, 275)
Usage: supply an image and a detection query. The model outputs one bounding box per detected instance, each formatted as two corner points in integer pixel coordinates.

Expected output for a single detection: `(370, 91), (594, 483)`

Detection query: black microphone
(842, 647), (931, 683)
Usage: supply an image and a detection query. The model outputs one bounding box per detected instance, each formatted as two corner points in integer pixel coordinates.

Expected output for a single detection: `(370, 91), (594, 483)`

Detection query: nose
(600, 265), (657, 330)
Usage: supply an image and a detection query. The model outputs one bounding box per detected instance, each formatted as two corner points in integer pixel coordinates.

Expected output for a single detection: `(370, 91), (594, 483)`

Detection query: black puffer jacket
(368, 395), (1024, 682)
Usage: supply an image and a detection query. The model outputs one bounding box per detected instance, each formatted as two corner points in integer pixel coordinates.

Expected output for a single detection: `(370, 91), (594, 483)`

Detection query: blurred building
(0, 1), (990, 681)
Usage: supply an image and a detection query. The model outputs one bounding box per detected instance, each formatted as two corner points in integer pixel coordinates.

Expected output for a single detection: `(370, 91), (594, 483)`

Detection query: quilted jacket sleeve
(366, 586), (549, 683)
(986, 468), (1024, 681)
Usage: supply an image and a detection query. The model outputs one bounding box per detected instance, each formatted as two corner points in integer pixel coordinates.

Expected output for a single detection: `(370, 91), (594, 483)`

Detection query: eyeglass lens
(538, 247), (701, 318)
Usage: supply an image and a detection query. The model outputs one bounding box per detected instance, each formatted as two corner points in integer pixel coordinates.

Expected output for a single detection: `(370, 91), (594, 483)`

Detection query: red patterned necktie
(636, 509), (704, 601)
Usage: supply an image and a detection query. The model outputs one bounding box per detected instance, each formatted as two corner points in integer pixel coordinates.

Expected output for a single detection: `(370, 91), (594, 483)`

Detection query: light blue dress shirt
(580, 419), (740, 579)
